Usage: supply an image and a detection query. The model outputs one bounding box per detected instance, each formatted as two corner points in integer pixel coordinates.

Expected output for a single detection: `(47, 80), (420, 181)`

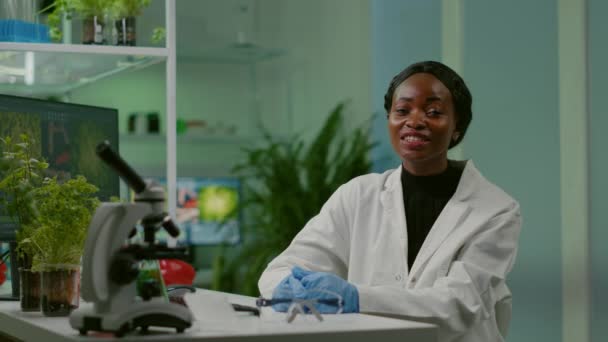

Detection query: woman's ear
(452, 132), (460, 142)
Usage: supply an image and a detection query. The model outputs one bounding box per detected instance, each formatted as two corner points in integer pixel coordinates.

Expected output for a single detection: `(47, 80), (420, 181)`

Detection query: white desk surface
(0, 288), (437, 342)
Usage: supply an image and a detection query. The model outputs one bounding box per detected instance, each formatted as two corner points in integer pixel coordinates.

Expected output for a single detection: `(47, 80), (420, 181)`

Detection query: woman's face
(388, 73), (459, 175)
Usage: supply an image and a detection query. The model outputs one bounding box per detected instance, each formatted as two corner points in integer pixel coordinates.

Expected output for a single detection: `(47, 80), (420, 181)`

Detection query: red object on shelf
(0, 262), (6, 286)
(159, 259), (195, 286)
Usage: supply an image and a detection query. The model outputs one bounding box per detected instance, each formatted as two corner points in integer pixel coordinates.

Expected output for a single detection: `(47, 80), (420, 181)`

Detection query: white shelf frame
(0, 42), (169, 57)
(0, 0), (178, 231)
(165, 0), (177, 238)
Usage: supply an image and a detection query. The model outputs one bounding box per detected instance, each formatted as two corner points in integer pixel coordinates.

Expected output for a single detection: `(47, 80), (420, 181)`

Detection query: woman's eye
(427, 109), (442, 116)
(395, 108), (409, 115)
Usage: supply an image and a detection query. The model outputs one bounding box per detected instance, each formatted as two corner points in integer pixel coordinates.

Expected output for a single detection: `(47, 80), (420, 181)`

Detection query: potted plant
(24, 175), (100, 316)
(112, 0), (150, 46)
(44, 0), (116, 44)
(213, 102), (376, 296)
(0, 135), (48, 311)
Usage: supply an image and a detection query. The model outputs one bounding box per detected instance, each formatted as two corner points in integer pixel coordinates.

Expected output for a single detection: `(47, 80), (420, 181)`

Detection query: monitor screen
(140, 177), (241, 246)
(0, 94), (120, 240)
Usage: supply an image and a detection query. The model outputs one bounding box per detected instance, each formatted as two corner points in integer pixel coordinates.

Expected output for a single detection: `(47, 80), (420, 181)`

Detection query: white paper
(184, 291), (237, 324)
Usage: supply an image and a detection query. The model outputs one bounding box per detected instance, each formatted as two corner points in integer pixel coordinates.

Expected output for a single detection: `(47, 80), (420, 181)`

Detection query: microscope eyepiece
(162, 216), (181, 238)
(96, 141), (146, 193)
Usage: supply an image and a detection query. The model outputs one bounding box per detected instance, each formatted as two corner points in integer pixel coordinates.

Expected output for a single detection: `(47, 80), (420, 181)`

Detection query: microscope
(70, 141), (194, 337)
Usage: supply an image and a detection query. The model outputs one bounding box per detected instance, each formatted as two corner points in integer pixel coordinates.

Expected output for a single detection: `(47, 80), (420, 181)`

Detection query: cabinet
(0, 1), (180, 222)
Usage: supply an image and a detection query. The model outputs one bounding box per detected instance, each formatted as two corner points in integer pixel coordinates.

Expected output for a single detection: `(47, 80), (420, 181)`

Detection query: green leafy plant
(23, 176), (100, 271)
(214, 102), (376, 296)
(0, 135), (49, 267)
(43, 0), (117, 41)
(1, 134), (100, 271)
(112, 0), (150, 17)
(151, 27), (165, 44)
(42, 0), (159, 43)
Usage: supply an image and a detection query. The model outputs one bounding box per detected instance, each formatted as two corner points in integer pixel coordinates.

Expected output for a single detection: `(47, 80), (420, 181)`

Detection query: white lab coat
(258, 161), (521, 342)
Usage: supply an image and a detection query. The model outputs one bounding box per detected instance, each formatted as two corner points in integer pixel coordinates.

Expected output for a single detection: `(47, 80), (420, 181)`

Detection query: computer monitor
(140, 177), (241, 246)
(0, 94), (120, 241)
(0, 94), (119, 300)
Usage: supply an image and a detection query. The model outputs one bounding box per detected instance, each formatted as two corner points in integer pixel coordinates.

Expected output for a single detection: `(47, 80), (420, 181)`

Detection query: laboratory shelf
(0, 42), (168, 57)
(0, 43), (167, 96)
(120, 133), (258, 145)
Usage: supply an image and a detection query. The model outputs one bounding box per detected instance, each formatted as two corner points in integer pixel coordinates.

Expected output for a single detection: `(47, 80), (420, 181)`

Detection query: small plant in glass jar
(0, 135), (48, 311)
(111, 0), (150, 46)
(26, 176), (100, 316)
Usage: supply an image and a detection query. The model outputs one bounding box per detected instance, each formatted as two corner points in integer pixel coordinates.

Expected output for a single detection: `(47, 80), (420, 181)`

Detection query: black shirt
(401, 160), (466, 269)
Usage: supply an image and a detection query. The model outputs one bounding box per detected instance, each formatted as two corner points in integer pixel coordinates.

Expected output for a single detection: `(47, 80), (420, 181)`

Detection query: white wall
(589, 0), (608, 340)
(255, 0), (372, 140)
(70, 0), (372, 177)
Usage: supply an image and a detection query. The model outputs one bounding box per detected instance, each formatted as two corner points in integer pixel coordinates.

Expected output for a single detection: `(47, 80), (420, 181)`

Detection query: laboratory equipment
(69, 141), (193, 337)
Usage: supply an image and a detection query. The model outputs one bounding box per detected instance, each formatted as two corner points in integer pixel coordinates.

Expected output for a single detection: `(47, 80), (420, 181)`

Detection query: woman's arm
(258, 185), (352, 297)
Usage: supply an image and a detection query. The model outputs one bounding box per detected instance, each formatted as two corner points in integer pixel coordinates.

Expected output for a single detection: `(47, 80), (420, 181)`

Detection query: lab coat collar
(380, 160), (479, 281)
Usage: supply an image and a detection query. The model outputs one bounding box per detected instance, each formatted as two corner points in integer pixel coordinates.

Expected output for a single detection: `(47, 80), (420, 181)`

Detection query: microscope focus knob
(139, 280), (161, 301)
(110, 254), (139, 285)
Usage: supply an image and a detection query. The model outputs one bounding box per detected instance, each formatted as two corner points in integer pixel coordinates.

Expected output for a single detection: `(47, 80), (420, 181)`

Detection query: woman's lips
(401, 134), (430, 149)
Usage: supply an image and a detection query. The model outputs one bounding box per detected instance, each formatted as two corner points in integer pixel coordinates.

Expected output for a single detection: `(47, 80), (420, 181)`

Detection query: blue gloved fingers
(299, 271), (337, 289)
(271, 301), (290, 312)
(272, 274), (305, 312)
(273, 270), (360, 314)
(347, 286), (360, 313)
(302, 289), (344, 314)
(271, 275), (291, 312)
(291, 266), (314, 280)
(274, 273), (306, 294)
(272, 274), (310, 312)
(298, 272), (360, 313)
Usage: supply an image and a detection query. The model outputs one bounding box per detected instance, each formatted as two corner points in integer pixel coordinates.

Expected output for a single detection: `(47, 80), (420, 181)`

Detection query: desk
(0, 289), (437, 341)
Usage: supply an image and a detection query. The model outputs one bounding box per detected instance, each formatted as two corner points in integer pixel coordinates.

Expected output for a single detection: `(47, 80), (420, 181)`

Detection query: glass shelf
(180, 43), (286, 65)
(120, 133), (259, 145)
(0, 43), (167, 96)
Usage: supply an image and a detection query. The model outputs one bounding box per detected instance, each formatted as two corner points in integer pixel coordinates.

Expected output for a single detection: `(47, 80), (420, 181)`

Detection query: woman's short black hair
(383, 61), (472, 149)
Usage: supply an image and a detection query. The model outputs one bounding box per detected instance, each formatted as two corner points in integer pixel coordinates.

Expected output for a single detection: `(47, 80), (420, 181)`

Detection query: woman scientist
(258, 61), (522, 342)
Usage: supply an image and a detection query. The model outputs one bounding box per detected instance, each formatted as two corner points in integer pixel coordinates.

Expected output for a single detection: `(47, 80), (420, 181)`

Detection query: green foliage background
(26, 176), (99, 271)
(213, 103), (376, 296)
(73, 121), (115, 197)
(0, 134), (48, 268)
(0, 112), (42, 156)
(1, 133), (100, 270)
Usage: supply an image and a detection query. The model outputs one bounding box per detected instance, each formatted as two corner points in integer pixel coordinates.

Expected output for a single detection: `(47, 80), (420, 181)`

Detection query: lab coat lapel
(380, 167), (410, 277)
(407, 162), (476, 282)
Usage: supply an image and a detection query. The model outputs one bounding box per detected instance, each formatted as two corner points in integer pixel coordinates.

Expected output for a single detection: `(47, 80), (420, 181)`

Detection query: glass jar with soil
(19, 268), (40, 312)
(40, 264), (80, 317)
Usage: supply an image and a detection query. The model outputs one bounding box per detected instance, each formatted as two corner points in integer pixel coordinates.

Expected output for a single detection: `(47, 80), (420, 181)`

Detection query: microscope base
(70, 301), (193, 337)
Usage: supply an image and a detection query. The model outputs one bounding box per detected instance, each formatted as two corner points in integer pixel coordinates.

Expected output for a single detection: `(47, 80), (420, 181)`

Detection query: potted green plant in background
(44, 0), (116, 44)
(25, 175), (99, 316)
(213, 102), (376, 296)
(1, 133), (101, 315)
(112, 0), (150, 46)
(0, 135), (48, 311)
(43, 0), (163, 45)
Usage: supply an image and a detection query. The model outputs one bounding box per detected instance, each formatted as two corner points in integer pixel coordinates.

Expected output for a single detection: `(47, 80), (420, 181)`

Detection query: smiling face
(388, 73), (459, 175)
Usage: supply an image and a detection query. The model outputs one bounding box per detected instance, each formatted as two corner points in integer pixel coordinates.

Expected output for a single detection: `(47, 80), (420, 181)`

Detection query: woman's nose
(405, 110), (426, 129)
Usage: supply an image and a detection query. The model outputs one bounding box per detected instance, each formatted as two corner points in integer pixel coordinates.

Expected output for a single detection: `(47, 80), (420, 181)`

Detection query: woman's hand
(292, 266), (359, 313)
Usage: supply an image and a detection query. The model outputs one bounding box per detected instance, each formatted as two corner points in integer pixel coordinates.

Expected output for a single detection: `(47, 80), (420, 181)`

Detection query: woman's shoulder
(329, 168), (399, 203)
(342, 167), (397, 190)
(460, 161), (520, 213)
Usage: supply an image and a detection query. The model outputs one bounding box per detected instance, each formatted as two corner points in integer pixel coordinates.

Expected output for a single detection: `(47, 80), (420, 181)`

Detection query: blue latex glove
(271, 272), (306, 312)
(292, 266), (314, 280)
(293, 267), (359, 313)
